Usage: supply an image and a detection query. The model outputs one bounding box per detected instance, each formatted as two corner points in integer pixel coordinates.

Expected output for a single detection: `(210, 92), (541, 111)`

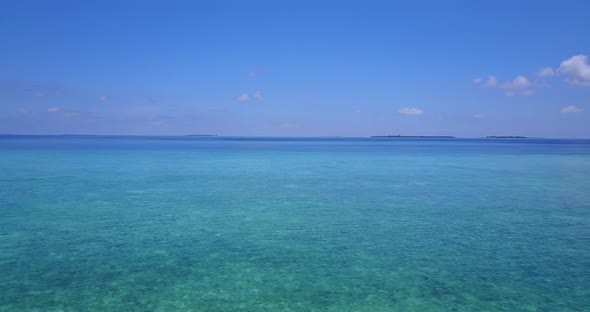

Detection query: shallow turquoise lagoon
(1, 136), (590, 311)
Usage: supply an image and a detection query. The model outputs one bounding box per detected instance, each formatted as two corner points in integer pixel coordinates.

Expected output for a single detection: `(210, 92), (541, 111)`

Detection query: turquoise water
(1, 136), (590, 311)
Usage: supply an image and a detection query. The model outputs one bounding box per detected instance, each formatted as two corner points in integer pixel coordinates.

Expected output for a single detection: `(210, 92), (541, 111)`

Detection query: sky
(1, 0), (589, 137)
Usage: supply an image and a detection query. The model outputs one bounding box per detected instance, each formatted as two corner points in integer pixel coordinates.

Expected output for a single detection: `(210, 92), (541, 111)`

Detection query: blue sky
(1, 0), (589, 137)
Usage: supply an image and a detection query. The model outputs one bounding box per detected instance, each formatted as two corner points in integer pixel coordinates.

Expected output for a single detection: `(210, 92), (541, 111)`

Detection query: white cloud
(507, 75), (531, 89)
(475, 75), (534, 96)
(473, 113), (486, 119)
(47, 107), (60, 113)
(558, 55), (590, 86)
(538, 67), (555, 77)
(253, 91), (264, 100)
(476, 54), (590, 97)
(236, 93), (250, 101)
(561, 105), (584, 114)
(399, 107), (424, 115)
(237, 91), (264, 102)
(503, 76), (534, 96)
(485, 75), (498, 87)
(99, 95), (108, 101)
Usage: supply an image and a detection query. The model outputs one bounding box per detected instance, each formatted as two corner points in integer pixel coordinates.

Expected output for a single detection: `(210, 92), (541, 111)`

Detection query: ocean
(1, 136), (589, 311)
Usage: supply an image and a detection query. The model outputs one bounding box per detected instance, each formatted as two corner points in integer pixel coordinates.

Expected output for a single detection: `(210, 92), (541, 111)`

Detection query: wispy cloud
(561, 105), (584, 114)
(47, 107), (80, 117)
(503, 76), (534, 96)
(473, 75), (535, 96)
(236, 93), (250, 101)
(473, 113), (486, 119)
(483, 76), (498, 87)
(253, 91), (264, 100)
(538, 67), (555, 77)
(236, 91), (264, 102)
(399, 107), (424, 115)
(99, 95), (109, 102)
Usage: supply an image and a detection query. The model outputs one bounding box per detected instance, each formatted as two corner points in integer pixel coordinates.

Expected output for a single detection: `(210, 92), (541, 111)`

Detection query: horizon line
(2, 133), (589, 140)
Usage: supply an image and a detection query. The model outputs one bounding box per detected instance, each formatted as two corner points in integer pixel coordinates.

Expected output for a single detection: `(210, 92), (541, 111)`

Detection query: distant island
(58, 134), (99, 136)
(485, 136), (527, 139)
(371, 135), (456, 138)
(184, 134), (218, 137)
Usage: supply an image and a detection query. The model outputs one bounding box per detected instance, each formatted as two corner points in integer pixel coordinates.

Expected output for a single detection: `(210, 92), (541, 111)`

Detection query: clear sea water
(1, 136), (590, 311)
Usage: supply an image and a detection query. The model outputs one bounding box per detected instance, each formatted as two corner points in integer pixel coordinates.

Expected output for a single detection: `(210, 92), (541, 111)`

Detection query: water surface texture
(1, 136), (590, 311)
